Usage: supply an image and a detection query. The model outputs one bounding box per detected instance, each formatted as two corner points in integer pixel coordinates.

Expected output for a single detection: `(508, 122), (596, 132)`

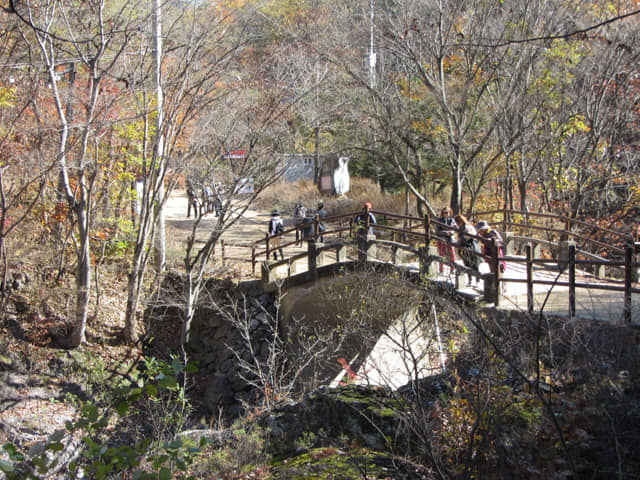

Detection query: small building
(280, 154), (317, 183)
(280, 154), (340, 193)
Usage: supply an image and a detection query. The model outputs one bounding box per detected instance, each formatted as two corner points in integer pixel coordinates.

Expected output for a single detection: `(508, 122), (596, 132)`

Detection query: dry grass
(255, 177), (412, 219)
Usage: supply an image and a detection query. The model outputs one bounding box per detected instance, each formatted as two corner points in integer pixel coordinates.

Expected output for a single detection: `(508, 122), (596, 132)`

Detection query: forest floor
(0, 189), (280, 456)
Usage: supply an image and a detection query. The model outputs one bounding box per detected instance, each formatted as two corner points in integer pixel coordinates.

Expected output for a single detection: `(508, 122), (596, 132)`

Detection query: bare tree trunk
(71, 213), (91, 345)
(450, 160), (462, 214)
(124, 251), (145, 343)
(154, 183), (166, 273)
(152, 0), (166, 274)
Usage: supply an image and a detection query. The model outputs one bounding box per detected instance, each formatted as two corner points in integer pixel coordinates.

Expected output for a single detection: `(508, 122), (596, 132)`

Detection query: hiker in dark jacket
(455, 214), (481, 286)
(187, 183), (199, 218)
(354, 202), (376, 237)
(316, 201), (328, 242)
(293, 202), (306, 246)
(268, 209), (285, 260)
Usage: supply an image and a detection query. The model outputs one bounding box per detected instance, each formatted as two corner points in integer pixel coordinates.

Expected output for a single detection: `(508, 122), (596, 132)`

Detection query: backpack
(275, 221), (284, 234)
(294, 206), (306, 220)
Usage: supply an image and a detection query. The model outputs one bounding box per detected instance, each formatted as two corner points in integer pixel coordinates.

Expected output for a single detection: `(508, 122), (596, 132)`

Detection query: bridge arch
(162, 266), (478, 416)
(278, 267), (445, 389)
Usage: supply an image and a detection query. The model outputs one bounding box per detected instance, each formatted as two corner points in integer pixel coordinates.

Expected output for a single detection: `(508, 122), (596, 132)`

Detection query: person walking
(455, 214), (481, 286)
(354, 201), (376, 237)
(436, 206), (457, 274)
(316, 200), (328, 242)
(476, 220), (506, 273)
(212, 182), (223, 217)
(268, 209), (285, 260)
(293, 201), (307, 246)
(186, 183), (199, 218)
(204, 184), (215, 213)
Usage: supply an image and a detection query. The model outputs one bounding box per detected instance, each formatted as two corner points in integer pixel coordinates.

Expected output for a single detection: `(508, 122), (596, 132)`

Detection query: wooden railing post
(265, 233), (270, 262)
(252, 245), (256, 275)
(491, 238), (501, 306)
(308, 240), (317, 273)
(624, 246), (633, 323)
(568, 244), (576, 318)
(633, 242), (640, 283)
(424, 214), (431, 247)
(364, 207), (371, 235)
(526, 244), (533, 313)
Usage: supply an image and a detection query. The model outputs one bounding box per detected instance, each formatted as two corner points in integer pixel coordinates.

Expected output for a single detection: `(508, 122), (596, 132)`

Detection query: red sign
(223, 150), (246, 159)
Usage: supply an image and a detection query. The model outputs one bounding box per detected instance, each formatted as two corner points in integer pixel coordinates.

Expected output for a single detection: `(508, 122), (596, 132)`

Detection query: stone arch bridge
(180, 207), (640, 414)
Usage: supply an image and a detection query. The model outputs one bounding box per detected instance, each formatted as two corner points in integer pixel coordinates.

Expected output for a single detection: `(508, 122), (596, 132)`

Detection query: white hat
(476, 220), (490, 231)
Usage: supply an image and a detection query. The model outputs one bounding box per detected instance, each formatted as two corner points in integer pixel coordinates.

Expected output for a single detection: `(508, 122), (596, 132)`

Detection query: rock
(11, 272), (30, 290)
(204, 375), (234, 411)
(12, 294), (30, 313)
(249, 318), (261, 332)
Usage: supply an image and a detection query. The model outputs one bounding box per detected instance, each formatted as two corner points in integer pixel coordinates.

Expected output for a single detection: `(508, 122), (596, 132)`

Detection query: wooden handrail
(246, 208), (630, 267)
(224, 208), (638, 322)
(474, 209), (633, 240)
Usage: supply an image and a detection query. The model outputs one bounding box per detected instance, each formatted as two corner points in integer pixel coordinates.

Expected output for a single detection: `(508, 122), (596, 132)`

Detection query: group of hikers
(267, 201), (505, 280)
(268, 201), (330, 260)
(186, 181), (223, 218)
(436, 206), (506, 285)
(184, 180), (505, 276)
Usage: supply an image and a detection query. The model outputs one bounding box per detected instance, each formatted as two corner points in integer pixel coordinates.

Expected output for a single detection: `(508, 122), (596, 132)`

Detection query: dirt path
(164, 189), (276, 277)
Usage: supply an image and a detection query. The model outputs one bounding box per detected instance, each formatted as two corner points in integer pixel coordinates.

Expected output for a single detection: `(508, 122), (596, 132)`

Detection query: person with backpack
(477, 220), (506, 274)
(293, 201), (307, 246)
(455, 214), (481, 286)
(316, 200), (328, 243)
(268, 209), (285, 260)
(354, 202), (376, 237)
(204, 184), (215, 213)
(436, 206), (457, 274)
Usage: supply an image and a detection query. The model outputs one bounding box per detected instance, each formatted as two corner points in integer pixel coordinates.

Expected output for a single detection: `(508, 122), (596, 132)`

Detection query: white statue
(333, 157), (350, 196)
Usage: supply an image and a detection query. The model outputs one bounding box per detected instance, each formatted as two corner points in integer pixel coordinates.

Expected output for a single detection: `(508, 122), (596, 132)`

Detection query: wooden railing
(221, 208), (640, 323)
(470, 209), (632, 256)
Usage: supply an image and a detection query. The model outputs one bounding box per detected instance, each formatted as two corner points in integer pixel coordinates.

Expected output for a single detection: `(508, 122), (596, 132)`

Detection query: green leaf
(46, 442), (64, 452)
(144, 383), (158, 396)
(3, 444), (24, 462)
(116, 401), (129, 416)
(49, 430), (65, 443)
(159, 467), (172, 480)
(185, 361), (199, 374)
(85, 404), (99, 423)
(28, 442), (45, 457)
(0, 459), (15, 473)
(128, 387), (143, 402)
(166, 439), (183, 450)
(153, 455), (169, 468)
